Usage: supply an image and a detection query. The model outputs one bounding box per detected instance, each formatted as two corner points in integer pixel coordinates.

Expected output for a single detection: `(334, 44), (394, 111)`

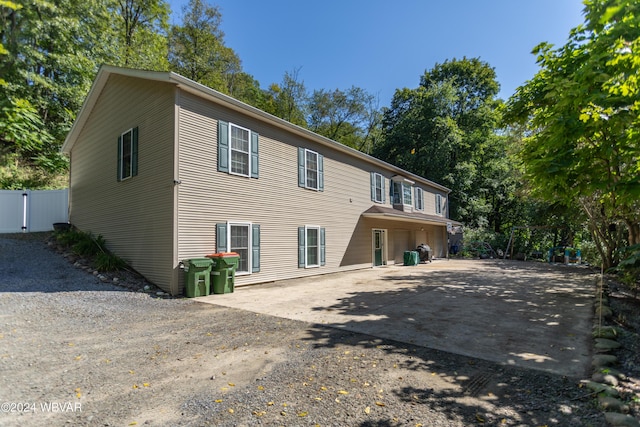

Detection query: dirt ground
(2, 235), (638, 426)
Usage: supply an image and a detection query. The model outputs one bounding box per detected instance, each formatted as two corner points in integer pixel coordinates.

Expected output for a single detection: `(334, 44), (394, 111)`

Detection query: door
(373, 229), (386, 267)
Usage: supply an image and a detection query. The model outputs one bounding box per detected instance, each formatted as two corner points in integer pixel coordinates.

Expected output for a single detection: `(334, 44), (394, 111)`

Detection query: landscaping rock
(604, 412), (640, 427)
(592, 372), (619, 386)
(595, 338), (622, 351)
(585, 380), (619, 397)
(598, 396), (629, 413)
(592, 354), (618, 368)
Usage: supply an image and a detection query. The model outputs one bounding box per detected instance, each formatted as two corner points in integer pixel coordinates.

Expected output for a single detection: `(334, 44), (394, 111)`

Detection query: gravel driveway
(0, 236), (606, 426)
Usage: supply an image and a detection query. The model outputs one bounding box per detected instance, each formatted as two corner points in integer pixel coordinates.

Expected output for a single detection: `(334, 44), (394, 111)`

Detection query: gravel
(0, 235), (610, 426)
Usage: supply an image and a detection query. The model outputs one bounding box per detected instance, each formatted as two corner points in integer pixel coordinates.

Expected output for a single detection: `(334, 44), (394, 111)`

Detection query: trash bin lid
(185, 258), (213, 267)
(206, 252), (240, 258)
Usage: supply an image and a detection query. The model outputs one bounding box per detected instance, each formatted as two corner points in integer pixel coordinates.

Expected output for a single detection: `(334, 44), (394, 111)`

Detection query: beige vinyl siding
(69, 75), (176, 292)
(177, 92), (387, 287)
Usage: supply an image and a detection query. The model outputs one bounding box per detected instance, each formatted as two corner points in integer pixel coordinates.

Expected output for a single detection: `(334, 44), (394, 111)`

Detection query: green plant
(94, 252), (126, 272)
(71, 232), (106, 257)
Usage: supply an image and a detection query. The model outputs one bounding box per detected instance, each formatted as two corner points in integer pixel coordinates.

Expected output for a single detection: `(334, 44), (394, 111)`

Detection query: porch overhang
(362, 206), (463, 228)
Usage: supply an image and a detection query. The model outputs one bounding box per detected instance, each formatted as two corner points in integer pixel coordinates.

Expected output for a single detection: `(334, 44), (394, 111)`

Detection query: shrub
(94, 252), (127, 272)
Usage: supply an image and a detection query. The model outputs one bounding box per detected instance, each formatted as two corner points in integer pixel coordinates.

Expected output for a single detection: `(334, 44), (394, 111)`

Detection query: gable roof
(62, 65), (451, 193)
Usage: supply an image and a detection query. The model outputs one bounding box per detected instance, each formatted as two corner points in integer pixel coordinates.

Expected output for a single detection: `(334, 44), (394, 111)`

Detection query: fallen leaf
(298, 411), (308, 417)
(129, 423), (137, 426)
(143, 383), (150, 387)
(257, 385), (264, 391)
(338, 390), (348, 395)
(228, 408), (234, 414)
(74, 355), (81, 361)
(267, 401), (274, 406)
(132, 384), (138, 389)
(214, 399), (223, 403)
(375, 401), (385, 407)
(476, 413), (485, 422)
(129, 370), (135, 375)
(364, 406), (371, 414)
(320, 386), (327, 391)
(252, 411), (266, 417)
(228, 382), (235, 387)
(335, 398), (341, 403)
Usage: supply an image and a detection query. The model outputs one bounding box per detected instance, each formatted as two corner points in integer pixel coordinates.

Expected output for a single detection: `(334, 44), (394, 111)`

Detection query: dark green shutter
(250, 132), (259, 178)
(298, 227), (305, 267)
(117, 135), (122, 181)
(318, 154), (324, 191)
(370, 172), (375, 201)
(252, 224), (260, 272)
(131, 127), (139, 177)
(320, 227), (326, 266)
(216, 223), (227, 252)
(218, 121), (229, 172)
(298, 147), (305, 187)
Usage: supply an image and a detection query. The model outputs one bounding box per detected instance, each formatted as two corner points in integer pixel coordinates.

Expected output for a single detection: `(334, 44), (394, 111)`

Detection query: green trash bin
(403, 251), (419, 266)
(183, 258), (213, 297)
(207, 252), (240, 294)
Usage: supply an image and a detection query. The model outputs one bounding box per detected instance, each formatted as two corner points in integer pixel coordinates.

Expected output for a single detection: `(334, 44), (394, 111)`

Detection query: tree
(263, 68), (308, 127)
(507, 0), (640, 268)
(112, 0), (169, 70)
(374, 58), (505, 226)
(1, 0), (114, 187)
(307, 86), (381, 152)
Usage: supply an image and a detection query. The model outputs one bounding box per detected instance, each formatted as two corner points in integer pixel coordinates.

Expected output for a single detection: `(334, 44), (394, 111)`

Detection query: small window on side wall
(370, 172), (385, 203)
(415, 187), (424, 211)
(435, 194), (443, 215)
(117, 127), (138, 181)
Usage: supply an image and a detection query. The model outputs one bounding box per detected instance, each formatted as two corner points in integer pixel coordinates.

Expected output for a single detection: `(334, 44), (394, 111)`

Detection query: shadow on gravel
(303, 326), (604, 426)
(301, 261), (603, 426)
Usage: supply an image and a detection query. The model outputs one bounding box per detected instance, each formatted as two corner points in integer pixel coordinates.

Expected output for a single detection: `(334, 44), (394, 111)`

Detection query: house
(62, 65), (462, 295)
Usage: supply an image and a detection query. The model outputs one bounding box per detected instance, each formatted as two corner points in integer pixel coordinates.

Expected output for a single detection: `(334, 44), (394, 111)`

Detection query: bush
(94, 252), (126, 272)
(53, 228), (128, 273)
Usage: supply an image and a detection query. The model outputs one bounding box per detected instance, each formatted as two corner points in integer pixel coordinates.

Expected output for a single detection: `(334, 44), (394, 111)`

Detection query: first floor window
(299, 226), (325, 268)
(216, 222), (261, 274)
(230, 224), (249, 273)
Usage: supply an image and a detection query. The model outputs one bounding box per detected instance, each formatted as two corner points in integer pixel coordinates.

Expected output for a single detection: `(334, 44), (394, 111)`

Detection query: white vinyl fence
(0, 189), (69, 233)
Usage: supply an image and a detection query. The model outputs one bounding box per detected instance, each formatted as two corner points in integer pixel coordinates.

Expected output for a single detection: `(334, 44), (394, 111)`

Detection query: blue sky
(167, 0), (586, 106)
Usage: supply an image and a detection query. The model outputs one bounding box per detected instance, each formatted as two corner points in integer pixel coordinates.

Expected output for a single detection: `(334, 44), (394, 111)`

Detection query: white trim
(304, 225), (321, 268)
(435, 194), (443, 216)
(228, 122), (251, 177)
(119, 128), (134, 181)
(227, 221), (252, 275)
(373, 172), (384, 203)
(304, 149), (320, 191)
(415, 187), (424, 211)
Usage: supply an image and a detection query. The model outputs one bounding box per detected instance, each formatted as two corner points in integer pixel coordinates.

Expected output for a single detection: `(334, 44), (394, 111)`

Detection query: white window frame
(229, 123), (251, 177)
(305, 225), (321, 268)
(393, 180), (413, 208)
(119, 128), (134, 181)
(304, 149), (320, 190)
(228, 221), (252, 275)
(435, 194), (443, 216)
(373, 172), (384, 203)
(415, 187), (424, 211)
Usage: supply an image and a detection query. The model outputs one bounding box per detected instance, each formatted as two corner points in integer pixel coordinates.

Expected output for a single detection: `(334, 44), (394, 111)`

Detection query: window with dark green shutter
(118, 127), (138, 181)
(298, 148), (324, 191)
(218, 120), (259, 178)
(298, 225), (325, 268)
(216, 222), (260, 274)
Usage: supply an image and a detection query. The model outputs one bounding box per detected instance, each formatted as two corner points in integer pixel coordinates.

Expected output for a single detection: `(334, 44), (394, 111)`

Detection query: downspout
(170, 88), (181, 296)
(22, 191), (28, 232)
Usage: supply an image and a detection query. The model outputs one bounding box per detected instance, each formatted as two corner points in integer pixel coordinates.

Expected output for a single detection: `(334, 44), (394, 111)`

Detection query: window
(415, 187), (424, 211)
(230, 124), (250, 176)
(216, 222), (261, 274)
(370, 172), (385, 203)
(392, 181), (413, 206)
(435, 194), (443, 215)
(218, 121), (259, 178)
(298, 226), (326, 268)
(298, 148), (324, 191)
(117, 127), (138, 181)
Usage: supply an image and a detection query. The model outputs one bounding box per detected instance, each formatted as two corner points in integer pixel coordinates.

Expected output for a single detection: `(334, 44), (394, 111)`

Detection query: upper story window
(392, 180), (413, 207)
(370, 172), (385, 203)
(218, 121), (259, 178)
(298, 148), (324, 191)
(435, 194), (443, 215)
(117, 127), (138, 181)
(415, 187), (424, 211)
